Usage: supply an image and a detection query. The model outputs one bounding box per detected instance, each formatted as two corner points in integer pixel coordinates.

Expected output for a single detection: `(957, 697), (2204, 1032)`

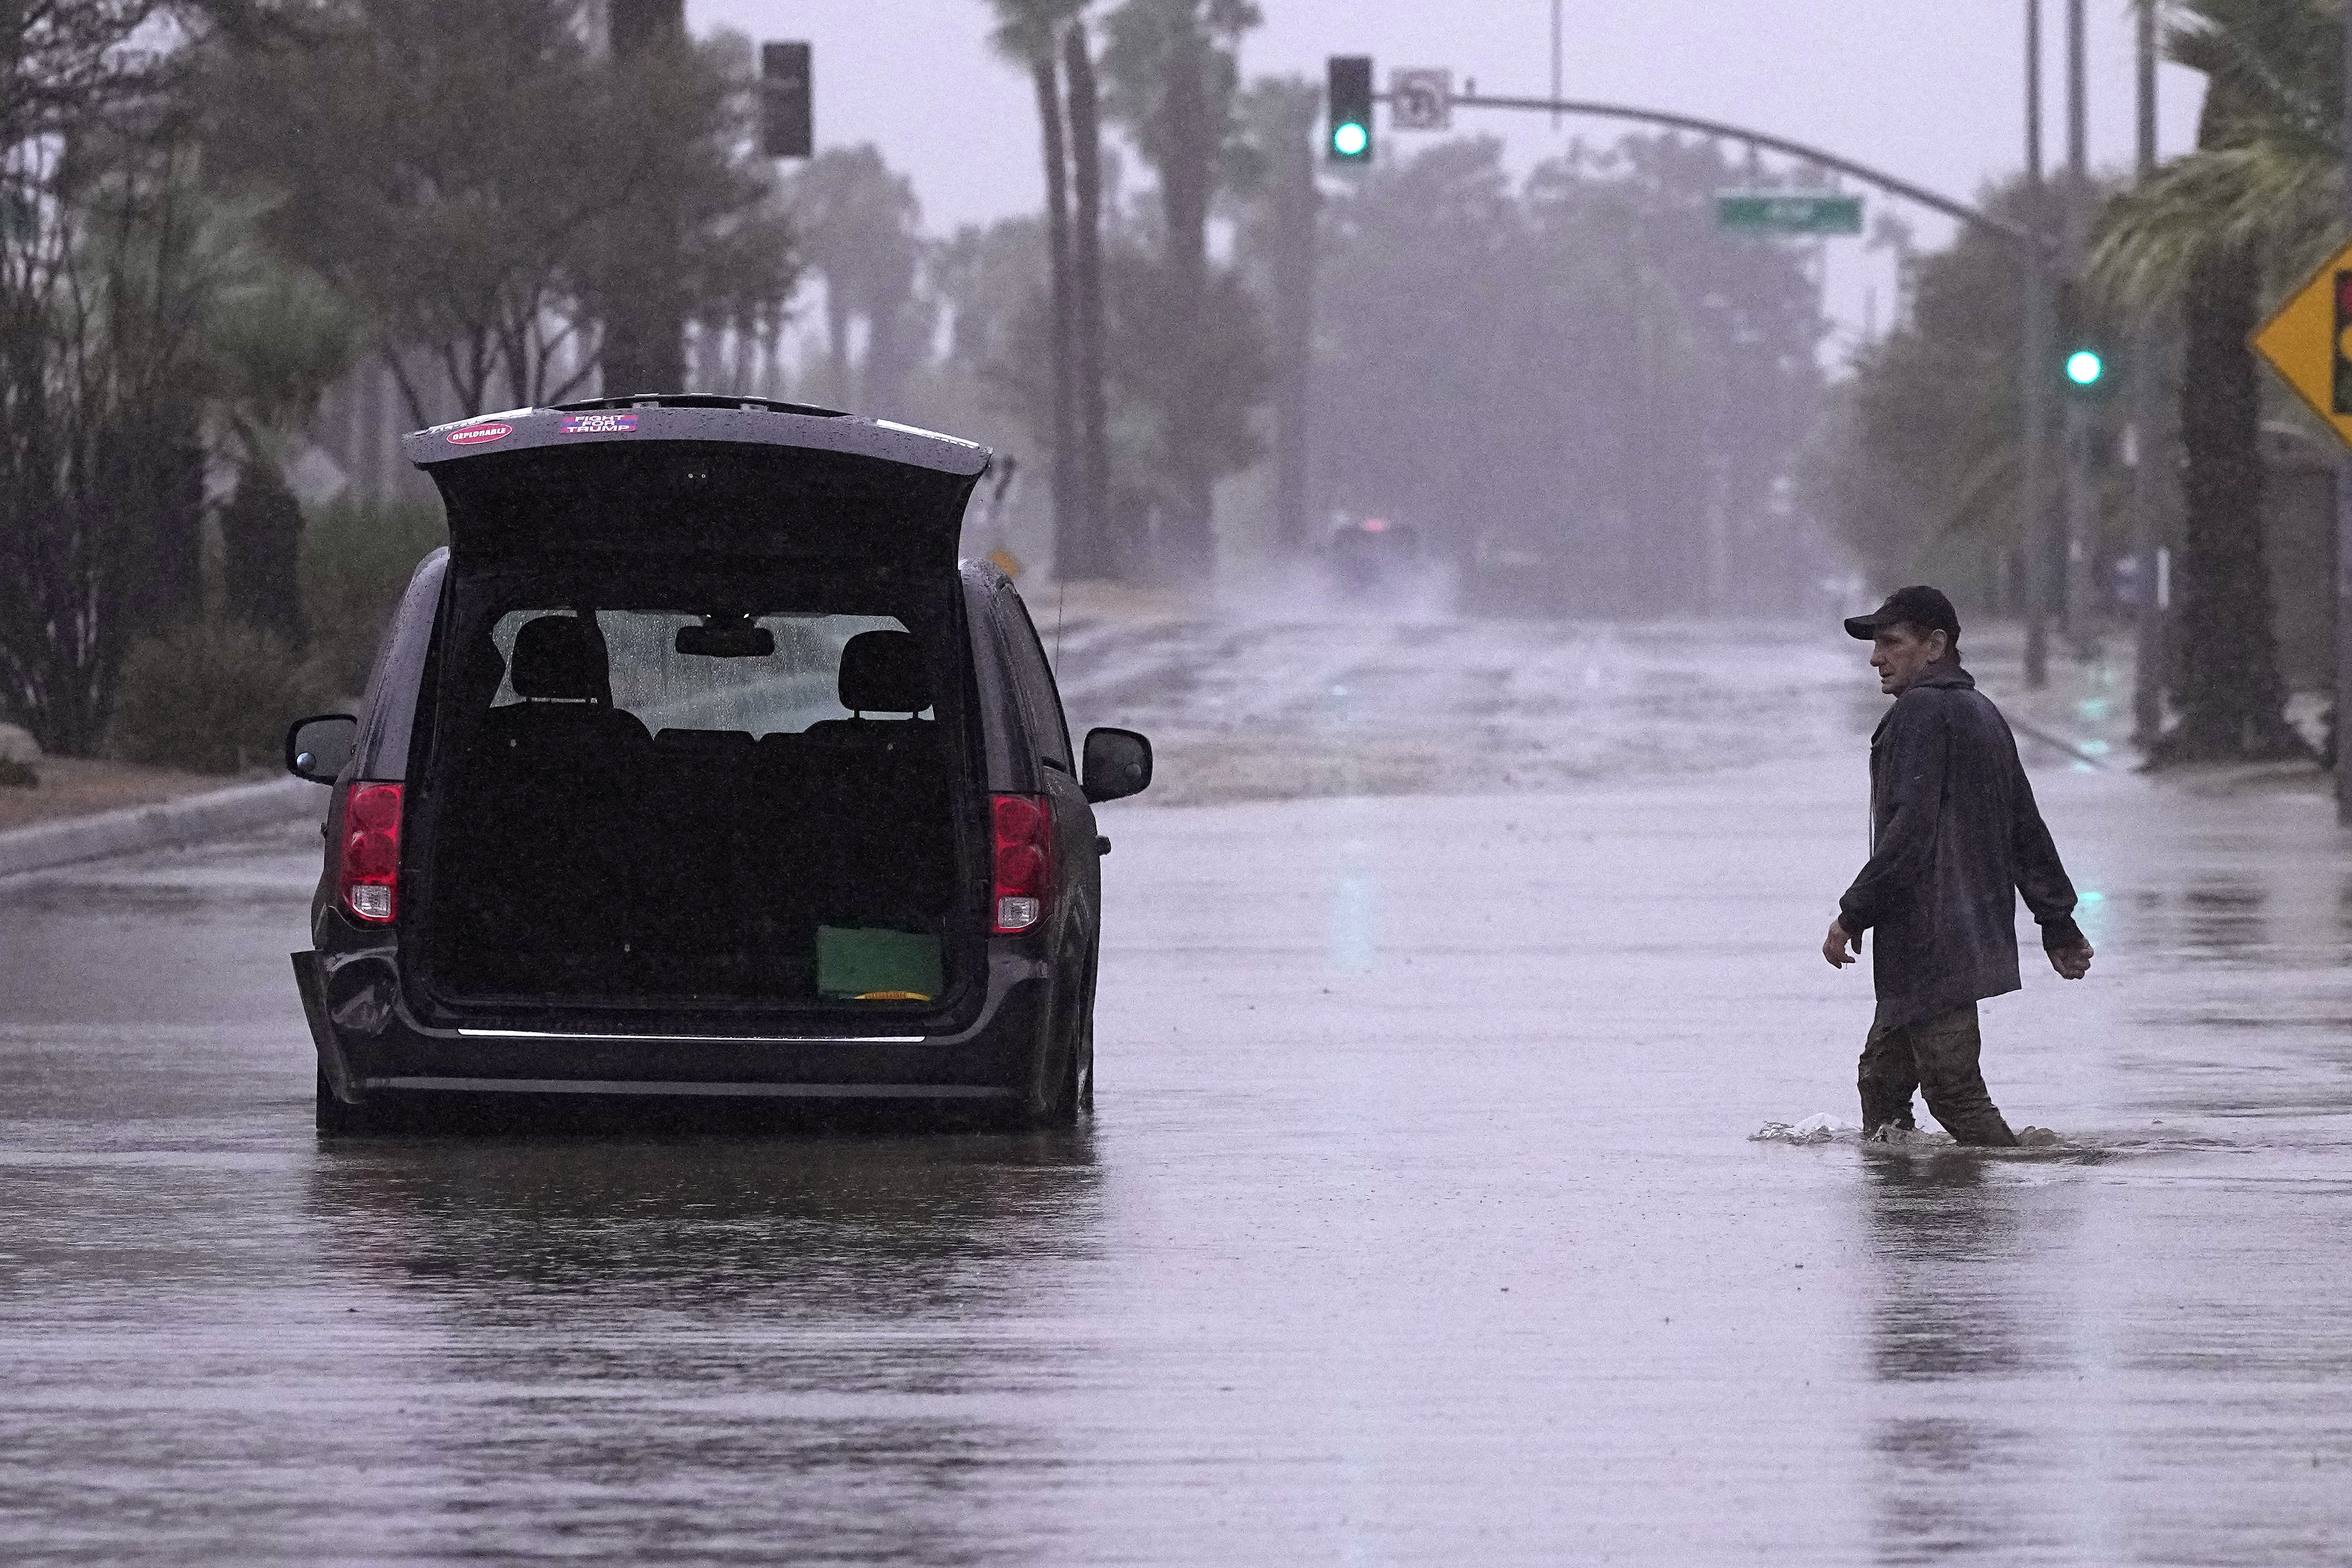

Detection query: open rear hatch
(399, 399), (993, 1025)
(417, 398), (985, 574)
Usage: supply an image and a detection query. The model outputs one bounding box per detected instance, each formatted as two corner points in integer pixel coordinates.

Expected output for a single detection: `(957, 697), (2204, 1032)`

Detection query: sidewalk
(1965, 620), (2337, 798)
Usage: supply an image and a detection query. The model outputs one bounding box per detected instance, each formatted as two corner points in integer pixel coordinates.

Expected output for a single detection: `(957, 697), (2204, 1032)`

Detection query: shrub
(300, 497), (448, 699)
(109, 621), (334, 775)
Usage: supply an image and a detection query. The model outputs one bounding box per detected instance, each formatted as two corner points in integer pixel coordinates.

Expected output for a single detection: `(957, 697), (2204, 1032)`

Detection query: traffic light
(2055, 280), (2110, 399)
(761, 41), (812, 158)
(1327, 56), (1373, 163)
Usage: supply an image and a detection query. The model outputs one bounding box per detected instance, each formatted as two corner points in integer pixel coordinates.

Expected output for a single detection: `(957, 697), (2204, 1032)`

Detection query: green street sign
(1714, 193), (1864, 236)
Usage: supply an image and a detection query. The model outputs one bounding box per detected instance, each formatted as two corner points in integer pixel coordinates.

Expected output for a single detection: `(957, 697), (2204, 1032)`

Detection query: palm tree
(985, 0), (1087, 570)
(204, 209), (358, 651)
(789, 145), (924, 410)
(1099, 0), (1263, 584)
(2089, 0), (2325, 762)
(1235, 77), (1321, 560)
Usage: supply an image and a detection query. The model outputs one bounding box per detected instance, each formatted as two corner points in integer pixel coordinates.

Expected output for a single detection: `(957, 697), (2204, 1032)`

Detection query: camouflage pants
(1857, 1002), (2019, 1147)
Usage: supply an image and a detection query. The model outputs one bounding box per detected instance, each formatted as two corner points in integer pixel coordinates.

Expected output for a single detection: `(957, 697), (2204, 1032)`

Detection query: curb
(0, 775), (326, 880)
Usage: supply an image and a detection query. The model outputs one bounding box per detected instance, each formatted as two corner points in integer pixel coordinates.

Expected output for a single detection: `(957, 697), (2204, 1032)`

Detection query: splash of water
(1749, 1112), (1857, 1144)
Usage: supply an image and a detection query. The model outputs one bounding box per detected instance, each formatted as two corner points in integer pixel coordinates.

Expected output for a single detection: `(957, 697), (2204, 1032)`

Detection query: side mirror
(1081, 727), (1153, 804)
(285, 713), (359, 784)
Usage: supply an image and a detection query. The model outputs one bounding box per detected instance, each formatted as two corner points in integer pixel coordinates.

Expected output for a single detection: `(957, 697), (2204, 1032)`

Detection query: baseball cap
(1844, 585), (1960, 642)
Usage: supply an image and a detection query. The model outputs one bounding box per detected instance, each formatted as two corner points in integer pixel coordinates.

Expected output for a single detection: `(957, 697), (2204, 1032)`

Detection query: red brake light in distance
(339, 782), (403, 923)
(991, 793), (1051, 933)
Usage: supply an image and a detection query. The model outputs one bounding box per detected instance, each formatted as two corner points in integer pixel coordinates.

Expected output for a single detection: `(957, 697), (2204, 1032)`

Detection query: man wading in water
(1822, 586), (2093, 1146)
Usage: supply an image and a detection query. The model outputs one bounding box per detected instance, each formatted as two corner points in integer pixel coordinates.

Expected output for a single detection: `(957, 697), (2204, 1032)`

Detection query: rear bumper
(292, 948), (1048, 1105)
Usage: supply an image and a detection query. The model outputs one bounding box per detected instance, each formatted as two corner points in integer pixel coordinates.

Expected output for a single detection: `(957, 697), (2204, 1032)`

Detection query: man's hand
(2050, 940), (2093, 980)
(1822, 919), (1861, 968)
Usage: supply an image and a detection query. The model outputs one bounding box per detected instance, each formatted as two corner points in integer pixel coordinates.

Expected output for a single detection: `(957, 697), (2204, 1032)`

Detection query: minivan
(284, 396), (1152, 1132)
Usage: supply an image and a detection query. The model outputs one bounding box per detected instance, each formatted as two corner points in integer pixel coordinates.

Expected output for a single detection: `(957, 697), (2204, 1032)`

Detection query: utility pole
(2061, 0), (2095, 651)
(2131, 0), (2164, 747)
(2023, 0), (2052, 687)
(2339, 0), (2352, 819)
(1550, 0), (1562, 130)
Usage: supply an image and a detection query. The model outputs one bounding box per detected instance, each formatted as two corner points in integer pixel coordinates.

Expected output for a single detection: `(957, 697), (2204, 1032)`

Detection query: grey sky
(688, 0), (2207, 353)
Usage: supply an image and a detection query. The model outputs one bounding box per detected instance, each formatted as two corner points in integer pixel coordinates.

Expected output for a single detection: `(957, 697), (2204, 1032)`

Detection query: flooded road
(4, 620), (2351, 1564)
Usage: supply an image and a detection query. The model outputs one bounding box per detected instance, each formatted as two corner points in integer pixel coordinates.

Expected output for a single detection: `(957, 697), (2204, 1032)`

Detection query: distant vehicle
(1320, 514), (1427, 600)
(284, 395), (1152, 1133)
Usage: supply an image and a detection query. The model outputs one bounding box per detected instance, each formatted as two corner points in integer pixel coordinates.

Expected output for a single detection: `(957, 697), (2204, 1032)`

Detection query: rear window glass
(487, 610), (922, 737)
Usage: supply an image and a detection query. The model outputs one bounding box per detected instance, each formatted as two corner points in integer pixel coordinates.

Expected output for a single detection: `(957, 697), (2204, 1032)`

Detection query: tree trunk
(600, 0), (688, 396)
(220, 458), (308, 652)
(2154, 238), (2306, 762)
(1063, 20), (1113, 580)
(1156, 15), (1215, 585)
(1033, 51), (1076, 572)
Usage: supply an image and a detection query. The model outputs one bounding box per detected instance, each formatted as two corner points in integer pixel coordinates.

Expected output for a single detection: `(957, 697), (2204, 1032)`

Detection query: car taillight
(991, 793), (1051, 933)
(339, 782), (403, 924)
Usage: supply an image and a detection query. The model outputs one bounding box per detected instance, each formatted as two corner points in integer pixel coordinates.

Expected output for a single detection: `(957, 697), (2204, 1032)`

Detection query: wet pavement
(4, 621), (2352, 1564)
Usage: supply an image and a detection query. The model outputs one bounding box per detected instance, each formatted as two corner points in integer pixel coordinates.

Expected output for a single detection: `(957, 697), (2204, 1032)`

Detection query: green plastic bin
(816, 925), (944, 1001)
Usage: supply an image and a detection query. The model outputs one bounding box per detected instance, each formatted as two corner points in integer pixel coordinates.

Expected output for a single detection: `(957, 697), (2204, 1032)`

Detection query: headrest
(837, 630), (929, 714)
(510, 615), (611, 704)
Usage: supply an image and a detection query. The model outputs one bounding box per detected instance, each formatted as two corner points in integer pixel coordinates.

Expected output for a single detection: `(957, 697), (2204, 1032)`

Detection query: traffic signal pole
(2061, 0), (2095, 653)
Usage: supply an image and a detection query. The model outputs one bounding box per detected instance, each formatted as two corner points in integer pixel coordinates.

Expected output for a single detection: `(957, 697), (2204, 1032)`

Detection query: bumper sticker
(446, 422), (512, 446)
(560, 412), (638, 434)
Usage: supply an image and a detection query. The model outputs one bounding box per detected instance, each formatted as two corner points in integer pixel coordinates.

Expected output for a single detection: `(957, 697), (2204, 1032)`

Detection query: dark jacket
(1838, 660), (2084, 1027)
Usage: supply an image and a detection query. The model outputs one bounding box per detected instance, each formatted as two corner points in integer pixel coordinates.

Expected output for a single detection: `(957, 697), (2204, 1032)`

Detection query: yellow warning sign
(2250, 234), (2352, 450)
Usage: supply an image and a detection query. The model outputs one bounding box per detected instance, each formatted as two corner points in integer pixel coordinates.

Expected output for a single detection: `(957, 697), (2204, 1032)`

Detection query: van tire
(315, 1066), (384, 1135)
(1014, 995), (1083, 1131)
(1046, 1021), (1081, 1127)
(1077, 1007), (1095, 1112)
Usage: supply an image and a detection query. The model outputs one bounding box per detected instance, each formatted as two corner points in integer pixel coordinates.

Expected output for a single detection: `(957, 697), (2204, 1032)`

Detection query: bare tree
(0, 156), (219, 751)
(0, 4), (219, 752)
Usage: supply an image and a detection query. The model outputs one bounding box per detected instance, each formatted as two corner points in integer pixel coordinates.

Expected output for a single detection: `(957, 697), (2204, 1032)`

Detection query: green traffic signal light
(1327, 55), (1373, 163)
(2064, 348), (2104, 388)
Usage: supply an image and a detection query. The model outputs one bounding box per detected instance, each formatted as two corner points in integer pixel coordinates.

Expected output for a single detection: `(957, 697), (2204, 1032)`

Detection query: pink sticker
(447, 422), (512, 446)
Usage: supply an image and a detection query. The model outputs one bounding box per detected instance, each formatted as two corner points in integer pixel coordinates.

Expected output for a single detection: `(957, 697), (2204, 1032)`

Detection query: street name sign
(2250, 234), (2352, 450)
(1389, 68), (1451, 131)
(1715, 192), (1864, 236)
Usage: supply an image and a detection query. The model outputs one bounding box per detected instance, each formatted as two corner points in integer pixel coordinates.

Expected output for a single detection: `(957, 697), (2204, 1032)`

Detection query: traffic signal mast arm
(1403, 88), (2047, 259)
